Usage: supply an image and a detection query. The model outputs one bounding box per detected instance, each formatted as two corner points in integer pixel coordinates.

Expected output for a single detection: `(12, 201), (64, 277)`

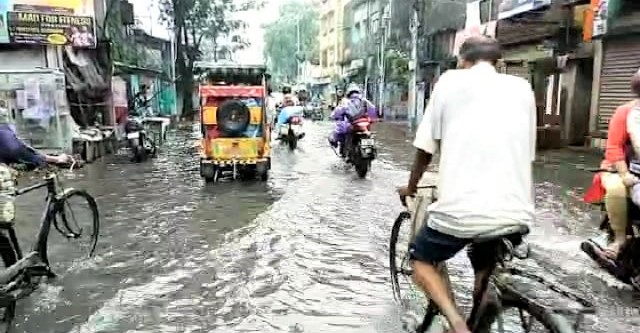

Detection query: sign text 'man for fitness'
(12, 12), (91, 26)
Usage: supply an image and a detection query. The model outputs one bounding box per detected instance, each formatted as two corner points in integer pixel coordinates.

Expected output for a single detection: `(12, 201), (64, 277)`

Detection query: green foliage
(385, 49), (409, 84)
(159, 0), (256, 59)
(104, 0), (140, 65)
(263, 0), (319, 82)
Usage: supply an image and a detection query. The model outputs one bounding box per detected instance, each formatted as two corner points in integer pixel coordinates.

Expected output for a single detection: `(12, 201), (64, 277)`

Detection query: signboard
(0, 0), (96, 47)
(591, 0), (608, 38)
(498, 0), (552, 20)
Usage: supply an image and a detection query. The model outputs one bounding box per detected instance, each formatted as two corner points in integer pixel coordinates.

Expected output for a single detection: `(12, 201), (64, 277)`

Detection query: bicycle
(389, 185), (595, 333)
(0, 159), (100, 331)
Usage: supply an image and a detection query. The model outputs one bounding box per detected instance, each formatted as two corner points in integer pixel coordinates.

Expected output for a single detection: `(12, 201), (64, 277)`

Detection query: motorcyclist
(275, 94), (304, 140)
(328, 83), (377, 156)
(586, 68), (640, 258)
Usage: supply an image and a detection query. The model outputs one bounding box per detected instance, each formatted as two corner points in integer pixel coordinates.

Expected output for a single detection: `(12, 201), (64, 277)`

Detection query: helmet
(346, 83), (361, 97)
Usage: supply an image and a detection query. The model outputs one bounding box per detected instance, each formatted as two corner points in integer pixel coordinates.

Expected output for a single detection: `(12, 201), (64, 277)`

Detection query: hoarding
(591, 0), (608, 38)
(0, 0), (96, 47)
(498, 0), (552, 20)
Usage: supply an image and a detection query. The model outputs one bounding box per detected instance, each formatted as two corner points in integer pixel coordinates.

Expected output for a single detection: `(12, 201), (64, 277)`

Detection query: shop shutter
(598, 38), (640, 132)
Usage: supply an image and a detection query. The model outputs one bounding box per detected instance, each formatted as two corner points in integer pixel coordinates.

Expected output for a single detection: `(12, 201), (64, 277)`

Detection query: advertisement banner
(498, 0), (552, 20)
(591, 0), (608, 38)
(0, 0), (96, 47)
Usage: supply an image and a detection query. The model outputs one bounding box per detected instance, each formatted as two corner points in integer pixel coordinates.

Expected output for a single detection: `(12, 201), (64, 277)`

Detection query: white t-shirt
(413, 62), (536, 239)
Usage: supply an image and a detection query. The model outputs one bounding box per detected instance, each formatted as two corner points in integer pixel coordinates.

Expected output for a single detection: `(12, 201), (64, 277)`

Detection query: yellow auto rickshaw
(195, 62), (271, 183)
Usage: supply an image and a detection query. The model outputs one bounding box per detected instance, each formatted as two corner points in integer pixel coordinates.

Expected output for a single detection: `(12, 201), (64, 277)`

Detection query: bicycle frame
(0, 175), (60, 286)
(403, 186), (595, 333)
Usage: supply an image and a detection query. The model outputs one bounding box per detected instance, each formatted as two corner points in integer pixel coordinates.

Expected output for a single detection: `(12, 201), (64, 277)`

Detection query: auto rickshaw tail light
(206, 125), (220, 140)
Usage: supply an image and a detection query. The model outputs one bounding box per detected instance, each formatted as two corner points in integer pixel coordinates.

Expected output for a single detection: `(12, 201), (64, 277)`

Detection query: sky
(130, 0), (283, 64)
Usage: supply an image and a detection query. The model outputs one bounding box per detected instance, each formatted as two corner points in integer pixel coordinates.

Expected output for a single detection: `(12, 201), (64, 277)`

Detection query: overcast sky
(130, 0), (283, 64)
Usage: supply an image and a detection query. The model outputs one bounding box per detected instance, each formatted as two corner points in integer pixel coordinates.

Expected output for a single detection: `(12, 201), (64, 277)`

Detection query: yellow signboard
(0, 0), (96, 47)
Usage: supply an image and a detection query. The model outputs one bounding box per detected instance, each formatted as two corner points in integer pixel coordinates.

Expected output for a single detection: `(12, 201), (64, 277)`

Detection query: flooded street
(7, 122), (640, 333)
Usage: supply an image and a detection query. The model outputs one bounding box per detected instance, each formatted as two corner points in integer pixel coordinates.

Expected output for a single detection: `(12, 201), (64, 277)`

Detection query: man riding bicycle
(397, 36), (536, 333)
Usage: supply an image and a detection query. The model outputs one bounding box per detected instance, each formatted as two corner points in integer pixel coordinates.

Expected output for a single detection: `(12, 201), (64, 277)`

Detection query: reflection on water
(3, 122), (637, 333)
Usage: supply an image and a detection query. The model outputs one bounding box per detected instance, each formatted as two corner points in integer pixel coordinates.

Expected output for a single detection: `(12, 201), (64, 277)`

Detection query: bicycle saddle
(473, 224), (530, 244)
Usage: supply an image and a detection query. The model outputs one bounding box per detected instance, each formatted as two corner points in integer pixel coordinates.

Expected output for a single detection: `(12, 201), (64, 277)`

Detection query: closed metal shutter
(598, 38), (640, 131)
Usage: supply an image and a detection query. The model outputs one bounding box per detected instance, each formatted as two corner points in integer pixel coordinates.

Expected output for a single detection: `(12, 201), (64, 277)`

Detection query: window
(321, 50), (328, 68)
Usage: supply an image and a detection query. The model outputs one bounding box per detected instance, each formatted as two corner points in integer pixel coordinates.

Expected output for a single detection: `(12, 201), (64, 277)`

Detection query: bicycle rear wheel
(40, 189), (99, 269)
(472, 285), (578, 333)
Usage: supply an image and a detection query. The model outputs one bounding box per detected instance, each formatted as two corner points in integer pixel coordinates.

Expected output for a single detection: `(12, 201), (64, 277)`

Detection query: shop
(0, 69), (73, 152)
(595, 36), (640, 132)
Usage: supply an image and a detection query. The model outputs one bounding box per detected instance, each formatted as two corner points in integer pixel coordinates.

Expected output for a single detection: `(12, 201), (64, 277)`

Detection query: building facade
(587, 0), (640, 148)
(319, 0), (346, 81)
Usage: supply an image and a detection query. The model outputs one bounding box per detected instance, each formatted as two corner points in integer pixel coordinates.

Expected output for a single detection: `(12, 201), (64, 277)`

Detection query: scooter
(278, 115), (305, 151)
(581, 162), (640, 290)
(124, 113), (157, 163)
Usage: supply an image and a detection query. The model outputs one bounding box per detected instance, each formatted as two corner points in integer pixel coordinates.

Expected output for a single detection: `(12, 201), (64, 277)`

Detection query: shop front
(0, 69), (74, 152)
(595, 36), (640, 133)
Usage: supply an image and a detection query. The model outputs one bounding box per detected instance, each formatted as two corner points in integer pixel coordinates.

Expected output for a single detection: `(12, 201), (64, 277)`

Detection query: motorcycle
(581, 162), (640, 290)
(124, 114), (157, 162)
(278, 115), (305, 150)
(303, 104), (314, 118)
(339, 116), (376, 178)
(311, 103), (324, 121)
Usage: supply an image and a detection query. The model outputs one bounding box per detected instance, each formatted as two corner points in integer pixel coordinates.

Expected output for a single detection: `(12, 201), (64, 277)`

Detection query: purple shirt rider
(329, 92), (377, 147)
(0, 124), (46, 168)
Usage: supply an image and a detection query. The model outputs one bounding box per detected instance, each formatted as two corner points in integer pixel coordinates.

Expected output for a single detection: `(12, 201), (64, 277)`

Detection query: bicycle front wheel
(40, 189), (99, 270)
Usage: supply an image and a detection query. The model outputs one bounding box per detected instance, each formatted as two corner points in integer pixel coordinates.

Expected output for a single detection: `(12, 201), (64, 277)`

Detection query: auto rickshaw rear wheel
(257, 161), (269, 181)
(201, 161), (216, 183)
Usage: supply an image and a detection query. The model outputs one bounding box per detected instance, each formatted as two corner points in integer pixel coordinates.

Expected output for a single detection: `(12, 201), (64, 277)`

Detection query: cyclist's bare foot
(447, 328), (471, 333)
(604, 241), (623, 260)
(448, 320), (470, 333)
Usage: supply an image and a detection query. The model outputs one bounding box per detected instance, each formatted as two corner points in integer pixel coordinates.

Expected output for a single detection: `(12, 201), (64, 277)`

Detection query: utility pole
(378, 0), (392, 117)
(408, 2), (419, 131)
(296, 18), (301, 83)
(363, 0), (371, 99)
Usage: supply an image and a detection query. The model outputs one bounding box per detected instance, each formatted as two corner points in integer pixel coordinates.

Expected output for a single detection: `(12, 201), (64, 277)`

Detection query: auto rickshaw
(195, 62), (271, 183)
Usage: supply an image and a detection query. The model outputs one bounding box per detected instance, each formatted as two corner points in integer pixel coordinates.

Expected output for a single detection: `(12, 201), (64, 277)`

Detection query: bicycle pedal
(24, 266), (54, 278)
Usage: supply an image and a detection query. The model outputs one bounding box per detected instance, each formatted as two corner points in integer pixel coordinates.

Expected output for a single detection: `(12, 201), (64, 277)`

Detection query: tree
(263, 0), (319, 85)
(160, 0), (256, 119)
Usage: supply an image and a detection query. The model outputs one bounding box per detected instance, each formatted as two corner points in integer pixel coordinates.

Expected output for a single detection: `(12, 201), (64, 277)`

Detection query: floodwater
(7, 122), (640, 333)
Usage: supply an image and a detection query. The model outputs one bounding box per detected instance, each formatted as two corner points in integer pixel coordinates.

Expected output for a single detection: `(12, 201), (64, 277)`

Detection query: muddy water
(6, 122), (639, 333)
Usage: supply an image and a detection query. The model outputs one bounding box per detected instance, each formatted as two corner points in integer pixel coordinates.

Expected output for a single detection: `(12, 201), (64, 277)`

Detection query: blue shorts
(408, 224), (523, 272)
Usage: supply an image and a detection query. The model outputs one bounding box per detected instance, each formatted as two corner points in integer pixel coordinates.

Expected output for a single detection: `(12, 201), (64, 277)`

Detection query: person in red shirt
(596, 70), (640, 258)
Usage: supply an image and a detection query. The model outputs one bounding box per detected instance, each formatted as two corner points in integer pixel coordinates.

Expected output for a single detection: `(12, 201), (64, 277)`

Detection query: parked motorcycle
(124, 114), (157, 162)
(341, 117), (376, 178)
(581, 163), (640, 290)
